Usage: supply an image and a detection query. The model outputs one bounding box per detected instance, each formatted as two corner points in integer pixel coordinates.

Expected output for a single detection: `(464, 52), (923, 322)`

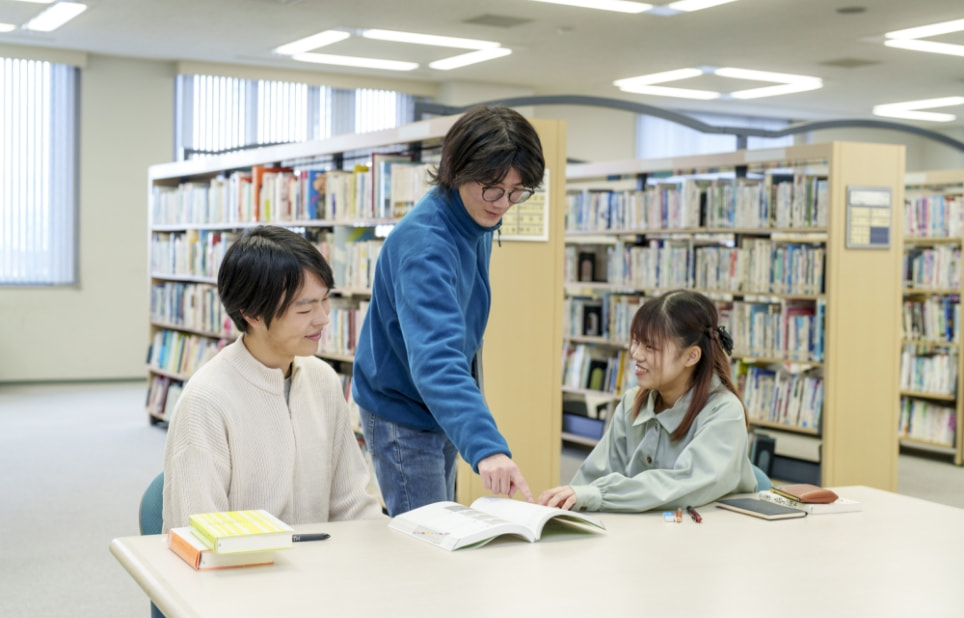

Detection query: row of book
(564, 294), (644, 343)
(565, 174), (828, 233)
(899, 344), (958, 396)
(901, 295), (960, 343)
(148, 329), (229, 378)
(737, 364), (824, 431)
(567, 238), (826, 296)
(317, 299), (369, 358)
(898, 396), (957, 448)
(903, 245), (962, 290)
(151, 158), (434, 226)
(724, 299), (826, 363)
(904, 193), (963, 239)
(146, 374), (184, 422)
(151, 230), (239, 280)
(562, 343), (635, 397)
(564, 294), (825, 364)
(151, 281), (235, 338)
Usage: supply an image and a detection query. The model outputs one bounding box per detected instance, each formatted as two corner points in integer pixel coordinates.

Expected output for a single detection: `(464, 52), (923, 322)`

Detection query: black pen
(292, 533), (331, 542)
(686, 506), (702, 523)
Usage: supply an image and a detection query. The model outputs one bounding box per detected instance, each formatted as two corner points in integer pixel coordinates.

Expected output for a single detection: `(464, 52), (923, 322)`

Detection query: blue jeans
(359, 407), (458, 516)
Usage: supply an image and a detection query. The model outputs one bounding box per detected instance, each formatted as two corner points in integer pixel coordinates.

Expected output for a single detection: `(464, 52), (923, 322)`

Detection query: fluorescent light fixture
(885, 18), (964, 40)
(292, 53), (418, 71)
(667, 0), (738, 11)
(883, 18), (964, 57)
(614, 68), (718, 98)
(23, 1), (87, 32)
(884, 38), (964, 58)
(0, 23), (16, 32)
(873, 96), (964, 123)
(714, 67), (822, 99)
(528, 0), (653, 14)
(10, 0), (54, 3)
(615, 65), (821, 100)
(430, 48), (512, 70)
(362, 29), (500, 50)
(274, 30), (350, 56)
(615, 67), (704, 86)
(616, 84), (720, 99)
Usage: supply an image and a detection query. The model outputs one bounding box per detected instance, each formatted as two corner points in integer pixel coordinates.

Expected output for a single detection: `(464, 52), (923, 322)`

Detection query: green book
(189, 509), (294, 553)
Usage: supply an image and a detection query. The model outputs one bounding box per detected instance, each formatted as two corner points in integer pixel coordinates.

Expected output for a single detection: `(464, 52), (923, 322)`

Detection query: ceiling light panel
(292, 52), (418, 71)
(361, 29), (500, 50)
(429, 48), (512, 70)
(884, 18), (964, 58)
(614, 66), (822, 100)
(873, 96), (964, 123)
(273, 30), (350, 56)
(22, 1), (86, 32)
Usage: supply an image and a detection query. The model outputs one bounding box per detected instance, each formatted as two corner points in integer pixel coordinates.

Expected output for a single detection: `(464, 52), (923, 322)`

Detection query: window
(175, 74), (415, 161)
(636, 111), (794, 159)
(0, 57), (79, 286)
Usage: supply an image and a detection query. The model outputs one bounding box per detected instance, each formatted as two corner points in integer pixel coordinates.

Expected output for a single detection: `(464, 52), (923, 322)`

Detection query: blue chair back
(139, 472), (164, 535)
(752, 464), (772, 491)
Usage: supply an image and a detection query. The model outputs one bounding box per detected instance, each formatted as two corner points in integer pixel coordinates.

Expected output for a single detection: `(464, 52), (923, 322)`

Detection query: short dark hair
(630, 289), (747, 439)
(430, 105), (545, 191)
(218, 225), (334, 333)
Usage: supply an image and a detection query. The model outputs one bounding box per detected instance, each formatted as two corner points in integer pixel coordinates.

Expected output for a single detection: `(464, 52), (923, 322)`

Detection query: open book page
(469, 497), (606, 540)
(388, 501), (536, 551)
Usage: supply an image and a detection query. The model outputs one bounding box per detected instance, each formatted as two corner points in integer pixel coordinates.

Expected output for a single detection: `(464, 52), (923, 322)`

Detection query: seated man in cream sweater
(162, 225), (383, 532)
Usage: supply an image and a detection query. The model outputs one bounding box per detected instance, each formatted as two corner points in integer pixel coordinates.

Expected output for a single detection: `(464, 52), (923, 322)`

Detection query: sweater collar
(223, 335), (300, 395)
(434, 186), (502, 240)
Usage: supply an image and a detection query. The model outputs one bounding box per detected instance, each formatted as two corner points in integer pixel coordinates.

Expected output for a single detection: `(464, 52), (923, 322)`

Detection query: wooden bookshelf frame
(901, 169), (964, 465)
(563, 142), (904, 491)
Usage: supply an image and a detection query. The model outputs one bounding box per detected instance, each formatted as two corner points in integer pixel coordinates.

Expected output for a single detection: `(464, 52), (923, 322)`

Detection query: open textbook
(389, 496), (606, 551)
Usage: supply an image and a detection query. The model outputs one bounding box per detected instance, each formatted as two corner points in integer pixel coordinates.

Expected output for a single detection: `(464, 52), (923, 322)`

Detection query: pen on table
(292, 533), (330, 542)
(686, 506), (702, 523)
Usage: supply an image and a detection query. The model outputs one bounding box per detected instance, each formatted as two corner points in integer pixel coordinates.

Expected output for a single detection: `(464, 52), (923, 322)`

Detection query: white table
(111, 486), (964, 617)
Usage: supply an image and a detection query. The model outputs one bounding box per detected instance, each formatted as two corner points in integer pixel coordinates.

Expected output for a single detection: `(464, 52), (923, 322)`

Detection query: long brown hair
(630, 290), (747, 440)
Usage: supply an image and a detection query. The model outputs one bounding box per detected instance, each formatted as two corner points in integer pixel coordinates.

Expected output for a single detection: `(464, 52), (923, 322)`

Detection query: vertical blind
(0, 58), (78, 285)
(176, 74), (414, 160)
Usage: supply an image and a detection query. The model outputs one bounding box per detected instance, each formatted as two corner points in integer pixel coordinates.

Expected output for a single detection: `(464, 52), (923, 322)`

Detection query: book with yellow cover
(168, 527), (275, 570)
(189, 509), (294, 554)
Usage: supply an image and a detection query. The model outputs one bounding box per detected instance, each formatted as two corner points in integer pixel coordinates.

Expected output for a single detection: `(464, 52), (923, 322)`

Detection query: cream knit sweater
(161, 337), (383, 532)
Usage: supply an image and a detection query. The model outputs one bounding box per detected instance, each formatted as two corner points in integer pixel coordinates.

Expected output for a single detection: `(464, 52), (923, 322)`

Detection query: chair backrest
(139, 472), (165, 535)
(752, 464), (773, 491)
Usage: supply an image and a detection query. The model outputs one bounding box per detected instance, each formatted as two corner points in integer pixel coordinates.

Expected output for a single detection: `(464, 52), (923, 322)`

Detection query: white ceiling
(2, 0), (964, 128)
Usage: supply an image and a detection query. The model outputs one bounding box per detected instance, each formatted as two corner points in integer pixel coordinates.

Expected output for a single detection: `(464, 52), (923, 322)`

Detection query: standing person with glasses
(352, 105), (544, 516)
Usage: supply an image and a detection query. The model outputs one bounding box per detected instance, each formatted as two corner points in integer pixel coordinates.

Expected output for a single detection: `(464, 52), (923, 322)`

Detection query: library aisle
(2, 381), (964, 618)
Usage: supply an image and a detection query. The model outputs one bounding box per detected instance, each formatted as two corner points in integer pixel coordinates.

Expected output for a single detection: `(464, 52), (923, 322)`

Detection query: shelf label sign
(499, 170), (549, 242)
(846, 186), (891, 249)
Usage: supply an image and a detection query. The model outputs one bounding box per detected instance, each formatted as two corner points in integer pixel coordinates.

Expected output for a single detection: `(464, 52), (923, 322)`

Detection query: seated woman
(539, 289), (757, 512)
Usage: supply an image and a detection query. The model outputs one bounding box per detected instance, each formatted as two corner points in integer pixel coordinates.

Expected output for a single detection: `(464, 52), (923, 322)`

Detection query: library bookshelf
(562, 142), (904, 491)
(901, 169), (964, 465)
(144, 114), (566, 505)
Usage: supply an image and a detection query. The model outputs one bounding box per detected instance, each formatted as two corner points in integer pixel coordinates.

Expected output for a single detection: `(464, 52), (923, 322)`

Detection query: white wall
(0, 54), (173, 382)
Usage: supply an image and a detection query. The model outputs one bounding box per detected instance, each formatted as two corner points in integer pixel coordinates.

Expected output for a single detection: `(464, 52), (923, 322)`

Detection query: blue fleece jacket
(352, 186), (511, 470)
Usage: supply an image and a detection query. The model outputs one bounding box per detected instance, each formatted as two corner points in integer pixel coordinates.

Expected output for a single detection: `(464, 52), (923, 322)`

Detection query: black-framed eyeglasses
(481, 185), (534, 204)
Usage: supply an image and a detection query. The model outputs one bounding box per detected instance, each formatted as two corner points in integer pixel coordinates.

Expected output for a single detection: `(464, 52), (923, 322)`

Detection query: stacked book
(167, 509), (294, 570)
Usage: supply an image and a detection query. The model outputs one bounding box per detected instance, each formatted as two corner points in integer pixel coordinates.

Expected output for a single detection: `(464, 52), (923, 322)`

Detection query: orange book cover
(251, 165), (292, 221)
(167, 527), (275, 570)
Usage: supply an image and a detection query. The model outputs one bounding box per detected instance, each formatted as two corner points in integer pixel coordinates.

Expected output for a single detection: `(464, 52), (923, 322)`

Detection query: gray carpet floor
(3, 380), (964, 617)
